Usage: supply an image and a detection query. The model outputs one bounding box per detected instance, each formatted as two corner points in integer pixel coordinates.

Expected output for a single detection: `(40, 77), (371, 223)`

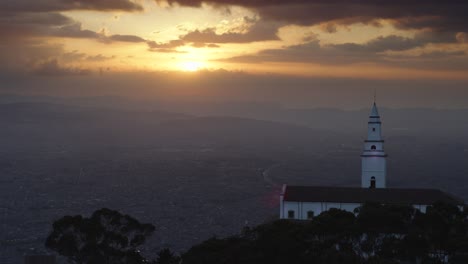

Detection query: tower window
(307, 211), (314, 219)
(370, 177), (376, 188)
(287, 210), (295, 219)
(372, 128), (376, 132)
(371, 145), (377, 150)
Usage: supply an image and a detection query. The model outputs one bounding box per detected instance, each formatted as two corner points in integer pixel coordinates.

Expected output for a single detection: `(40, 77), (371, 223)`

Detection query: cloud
(222, 35), (468, 70)
(51, 22), (101, 39)
(146, 39), (186, 52)
(108, 34), (146, 43)
(0, 7), (154, 73)
(0, 12), (74, 26)
(61, 50), (87, 62)
(180, 21), (280, 44)
(86, 54), (116, 61)
(160, 0), (468, 32)
(0, 0), (146, 67)
(0, 12), (74, 39)
(191, 43), (220, 48)
(173, 17), (281, 48)
(53, 50), (115, 64)
(0, 0), (143, 13)
(33, 59), (91, 76)
(0, 11), (152, 44)
(146, 19), (280, 51)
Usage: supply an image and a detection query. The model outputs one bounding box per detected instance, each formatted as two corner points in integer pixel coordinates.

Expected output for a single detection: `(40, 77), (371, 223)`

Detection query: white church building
(280, 102), (464, 220)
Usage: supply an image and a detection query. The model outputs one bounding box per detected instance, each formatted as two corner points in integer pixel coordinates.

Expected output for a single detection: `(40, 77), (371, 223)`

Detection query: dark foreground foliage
(182, 202), (468, 264)
(46, 202), (468, 264)
(45, 208), (155, 264)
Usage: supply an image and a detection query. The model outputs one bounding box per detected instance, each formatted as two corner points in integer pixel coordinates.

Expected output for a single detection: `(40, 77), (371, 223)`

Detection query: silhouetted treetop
(45, 208), (155, 264)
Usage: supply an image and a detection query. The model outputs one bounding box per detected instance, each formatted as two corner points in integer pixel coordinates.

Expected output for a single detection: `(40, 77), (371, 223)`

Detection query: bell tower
(361, 102), (387, 188)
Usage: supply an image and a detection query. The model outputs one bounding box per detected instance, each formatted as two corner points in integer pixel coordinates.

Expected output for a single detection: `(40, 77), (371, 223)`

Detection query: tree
(45, 208), (155, 264)
(155, 248), (180, 264)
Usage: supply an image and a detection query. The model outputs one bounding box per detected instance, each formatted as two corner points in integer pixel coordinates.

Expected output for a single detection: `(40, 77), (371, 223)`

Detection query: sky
(0, 0), (467, 108)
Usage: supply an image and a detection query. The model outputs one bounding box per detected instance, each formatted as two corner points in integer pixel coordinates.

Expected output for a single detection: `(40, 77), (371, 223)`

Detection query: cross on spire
(374, 88), (377, 104)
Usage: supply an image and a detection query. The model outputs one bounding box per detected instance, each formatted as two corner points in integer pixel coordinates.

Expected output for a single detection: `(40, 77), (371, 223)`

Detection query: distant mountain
(0, 102), (189, 123)
(0, 102), (337, 151)
(1, 95), (467, 141)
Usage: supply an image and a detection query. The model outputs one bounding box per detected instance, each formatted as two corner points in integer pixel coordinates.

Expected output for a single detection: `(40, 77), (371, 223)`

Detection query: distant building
(24, 255), (56, 264)
(280, 102), (464, 219)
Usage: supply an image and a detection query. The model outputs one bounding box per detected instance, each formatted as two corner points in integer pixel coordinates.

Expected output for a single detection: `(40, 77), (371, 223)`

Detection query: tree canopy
(182, 203), (468, 264)
(45, 203), (468, 264)
(45, 208), (155, 264)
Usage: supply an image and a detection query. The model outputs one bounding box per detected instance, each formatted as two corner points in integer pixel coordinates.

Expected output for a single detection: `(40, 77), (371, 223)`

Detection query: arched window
(370, 176), (376, 188)
(371, 145), (377, 150)
(372, 127), (376, 132)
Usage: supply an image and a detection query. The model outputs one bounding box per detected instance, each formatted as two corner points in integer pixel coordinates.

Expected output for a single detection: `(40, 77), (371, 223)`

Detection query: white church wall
(362, 157), (386, 171)
(413, 204), (427, 213)
(299, 202), (323, 219)
(279, 193), (284, 219)
(282, 201), (300, 219)
(364, 142), (384, 151)
(367, 126), (382, 141)
(281, 201), (362, 219)
(280, 200), (455, 220)
(361, 157), (387, 188)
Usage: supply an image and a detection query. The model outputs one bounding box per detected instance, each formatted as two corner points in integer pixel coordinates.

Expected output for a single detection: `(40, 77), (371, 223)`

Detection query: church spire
(367, 103), (382, 141)
(371, 102), (378, 115)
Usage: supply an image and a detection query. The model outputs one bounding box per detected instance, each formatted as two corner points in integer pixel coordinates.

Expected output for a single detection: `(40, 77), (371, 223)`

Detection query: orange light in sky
(180, 61), (203, 72)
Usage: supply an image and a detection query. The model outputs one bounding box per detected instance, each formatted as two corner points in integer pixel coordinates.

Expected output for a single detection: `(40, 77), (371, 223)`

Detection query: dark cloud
(147, 39), (186, 52)
(160, 0), (468, 32)
(0, 12), (74, 26)
(222, 36), (468, 70)
(152, 19), (280, 50)
(0, 39), (66, 72)
(0, 12), (74, 39)
(33, 59), (92, 76)
(0, 7), (153, 74)
(0, 0), (145, 44)
(0, 0), (143, 13)
(0, 12), (103, 41)
(0, 11), (151, 44)
(51, 22), (101, 39)
(180, 21), (280, 44)
(0, 0), (145, 69)
(147, 19), (279, 51)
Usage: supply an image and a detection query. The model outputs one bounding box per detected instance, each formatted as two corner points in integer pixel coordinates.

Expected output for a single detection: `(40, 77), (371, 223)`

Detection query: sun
(180, 61), (203, 72)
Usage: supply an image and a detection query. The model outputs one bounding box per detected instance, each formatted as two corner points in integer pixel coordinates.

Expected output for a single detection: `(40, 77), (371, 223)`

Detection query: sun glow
(180, 61), (203, 72)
